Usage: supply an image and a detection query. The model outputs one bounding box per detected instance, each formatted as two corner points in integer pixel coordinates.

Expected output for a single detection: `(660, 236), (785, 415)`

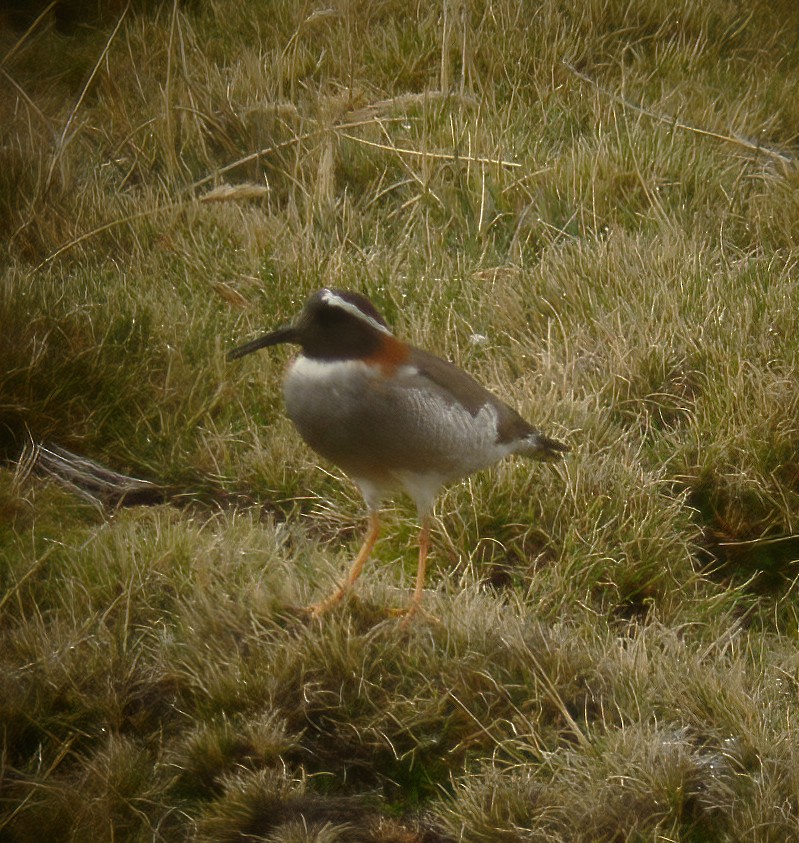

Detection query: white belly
(282, 355), (514, 510)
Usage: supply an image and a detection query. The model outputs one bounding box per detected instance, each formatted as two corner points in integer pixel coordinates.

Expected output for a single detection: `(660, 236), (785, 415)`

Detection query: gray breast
(283, 356), (512, 484)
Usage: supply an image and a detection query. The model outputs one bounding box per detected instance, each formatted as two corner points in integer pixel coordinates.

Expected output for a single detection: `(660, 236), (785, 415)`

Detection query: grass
(2, 0), (799, 839)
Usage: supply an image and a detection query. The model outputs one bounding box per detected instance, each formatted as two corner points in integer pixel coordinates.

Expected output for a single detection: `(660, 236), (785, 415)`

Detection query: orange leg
(400, 517), (430, 627)
(308, 511), (381, 617)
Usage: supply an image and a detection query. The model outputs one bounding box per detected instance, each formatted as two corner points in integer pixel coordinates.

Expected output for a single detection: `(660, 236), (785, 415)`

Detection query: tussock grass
(3, 0), (799, 839)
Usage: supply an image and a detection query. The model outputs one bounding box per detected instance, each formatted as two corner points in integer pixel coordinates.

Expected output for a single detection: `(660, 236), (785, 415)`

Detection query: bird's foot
(305, 587), (348, 619)
(388, 602), (440, 629)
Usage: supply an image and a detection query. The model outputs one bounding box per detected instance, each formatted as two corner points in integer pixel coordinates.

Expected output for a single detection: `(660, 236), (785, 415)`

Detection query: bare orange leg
(308, 511), (381, 617)
(400, 518), (430, 627)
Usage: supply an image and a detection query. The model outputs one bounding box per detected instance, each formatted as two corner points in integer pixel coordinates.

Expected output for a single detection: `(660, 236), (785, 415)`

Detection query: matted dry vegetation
(2, 1), (799, 840)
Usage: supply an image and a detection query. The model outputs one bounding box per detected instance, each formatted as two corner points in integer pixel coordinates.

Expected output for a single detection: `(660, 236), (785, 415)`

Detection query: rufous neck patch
(364, 333), (411, 374)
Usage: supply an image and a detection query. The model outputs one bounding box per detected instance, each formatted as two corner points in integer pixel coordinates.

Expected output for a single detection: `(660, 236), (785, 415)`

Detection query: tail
(519, 431), (570, 461)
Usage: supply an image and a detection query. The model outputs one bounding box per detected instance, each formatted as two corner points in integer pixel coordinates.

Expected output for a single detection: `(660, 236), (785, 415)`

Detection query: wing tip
(529, 432), (570, 459)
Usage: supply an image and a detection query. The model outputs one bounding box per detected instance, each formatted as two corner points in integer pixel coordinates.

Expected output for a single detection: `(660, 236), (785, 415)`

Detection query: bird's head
(227, 288), (393, 362)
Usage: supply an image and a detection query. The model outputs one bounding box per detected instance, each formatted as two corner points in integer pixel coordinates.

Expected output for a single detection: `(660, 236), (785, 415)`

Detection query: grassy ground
(2, 0), (799, 840)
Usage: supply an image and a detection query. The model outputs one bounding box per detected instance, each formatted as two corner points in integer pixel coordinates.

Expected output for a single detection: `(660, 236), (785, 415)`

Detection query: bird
(228, 288), (568, 621)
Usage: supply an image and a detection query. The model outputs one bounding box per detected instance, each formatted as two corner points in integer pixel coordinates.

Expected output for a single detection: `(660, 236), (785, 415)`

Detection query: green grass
(2, 0), (799, 840)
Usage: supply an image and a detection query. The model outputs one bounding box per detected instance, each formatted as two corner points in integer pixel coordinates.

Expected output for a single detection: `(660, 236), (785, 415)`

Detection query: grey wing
(405, 347), (536, 444)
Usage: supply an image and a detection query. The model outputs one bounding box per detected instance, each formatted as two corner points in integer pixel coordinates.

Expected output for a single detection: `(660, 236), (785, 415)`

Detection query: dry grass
(2, 0), (799, 840)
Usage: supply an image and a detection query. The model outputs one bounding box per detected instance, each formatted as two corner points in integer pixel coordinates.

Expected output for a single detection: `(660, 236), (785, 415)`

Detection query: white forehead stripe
(320, 289), (392, 335)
